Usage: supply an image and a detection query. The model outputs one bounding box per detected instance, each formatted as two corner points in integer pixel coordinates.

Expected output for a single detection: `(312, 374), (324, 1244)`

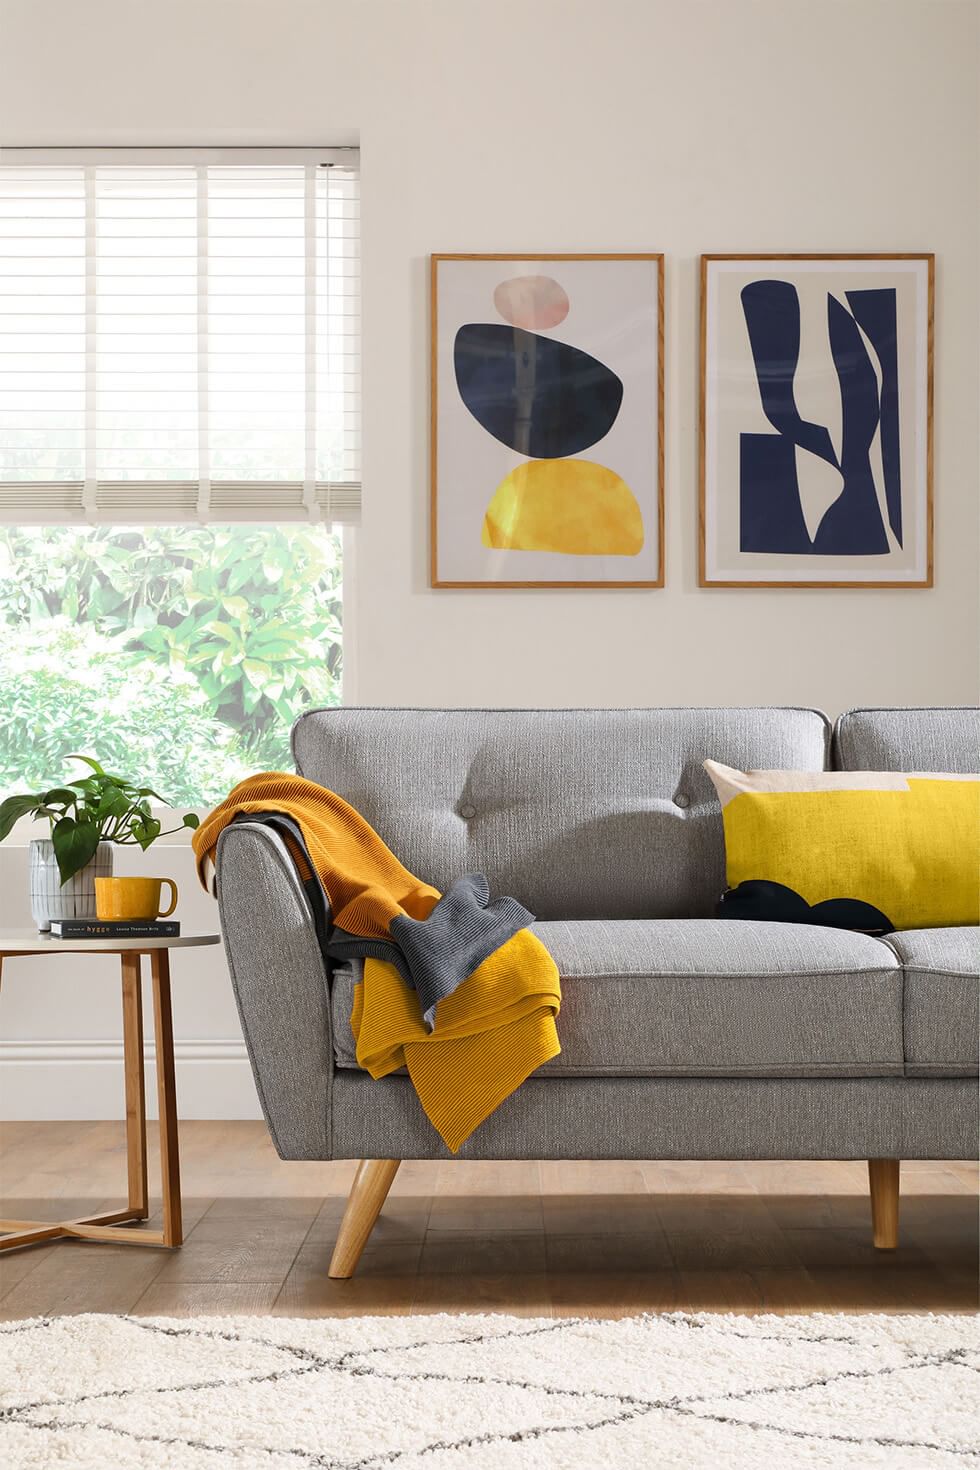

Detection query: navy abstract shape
(717, 879), (894, 935)
(813, 296), (889, 555)
(846, 288), (902, 545)
(740, 281), (837, 468)
(738, 280), (897, 556)
(739, 433), (812, 553)
(454, 323), (623, 458)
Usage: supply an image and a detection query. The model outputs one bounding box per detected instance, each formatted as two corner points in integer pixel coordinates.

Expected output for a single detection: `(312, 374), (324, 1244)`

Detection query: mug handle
(159, 879), (178, 918)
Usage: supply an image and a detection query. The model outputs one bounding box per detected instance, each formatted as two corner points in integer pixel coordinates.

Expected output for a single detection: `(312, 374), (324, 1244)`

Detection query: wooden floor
(1, 1122), (976, 1320)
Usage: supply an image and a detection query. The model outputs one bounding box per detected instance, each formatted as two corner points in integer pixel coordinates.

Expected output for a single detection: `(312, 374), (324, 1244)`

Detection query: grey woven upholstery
(292, 706), (829, 919)
(833, 706), (979, 773)
(885, 928), (980, 1077)
(330, 1074), (977, 1161)
(215, 822), (333, 1159)
(331, 919), (902, 1078)
(206, 705), (978, 1164)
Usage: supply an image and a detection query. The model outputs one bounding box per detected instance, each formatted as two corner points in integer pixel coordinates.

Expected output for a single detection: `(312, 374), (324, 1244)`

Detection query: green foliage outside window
(0, 525), (343, 806)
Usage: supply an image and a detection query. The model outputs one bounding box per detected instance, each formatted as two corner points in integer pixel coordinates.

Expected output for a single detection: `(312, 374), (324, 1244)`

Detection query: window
(0, 149), (359, 805)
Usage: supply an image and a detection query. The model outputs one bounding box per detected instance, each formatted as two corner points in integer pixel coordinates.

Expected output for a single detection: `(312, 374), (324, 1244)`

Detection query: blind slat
(0, 479), (361, 524)
(0, 158), (361, 525)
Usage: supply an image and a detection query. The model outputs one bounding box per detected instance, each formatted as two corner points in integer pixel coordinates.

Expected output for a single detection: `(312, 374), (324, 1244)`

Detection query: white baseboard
(0, 1039), (263, 1120)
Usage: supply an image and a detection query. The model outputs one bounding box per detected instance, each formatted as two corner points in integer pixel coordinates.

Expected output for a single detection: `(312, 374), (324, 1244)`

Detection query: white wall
(0, 0), (976, 1119)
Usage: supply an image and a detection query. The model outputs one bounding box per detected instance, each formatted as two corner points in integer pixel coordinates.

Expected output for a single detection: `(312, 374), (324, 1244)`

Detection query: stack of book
(47, 919), (180, 939)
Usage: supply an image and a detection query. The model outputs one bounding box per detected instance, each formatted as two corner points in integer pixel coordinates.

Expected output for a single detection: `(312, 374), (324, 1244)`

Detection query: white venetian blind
(0, 149), (360, 523)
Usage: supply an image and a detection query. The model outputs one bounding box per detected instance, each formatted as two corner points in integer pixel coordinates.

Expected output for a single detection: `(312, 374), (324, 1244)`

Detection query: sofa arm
(215, 821), (333, 1159)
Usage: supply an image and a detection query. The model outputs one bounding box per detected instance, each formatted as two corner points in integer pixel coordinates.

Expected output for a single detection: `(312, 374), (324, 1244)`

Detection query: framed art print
(431, 253), (664, 587)
(700, 254), (933, 587)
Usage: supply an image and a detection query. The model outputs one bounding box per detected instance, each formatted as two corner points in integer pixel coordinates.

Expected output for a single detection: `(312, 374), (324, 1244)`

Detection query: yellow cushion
(704, 762), (980, 932)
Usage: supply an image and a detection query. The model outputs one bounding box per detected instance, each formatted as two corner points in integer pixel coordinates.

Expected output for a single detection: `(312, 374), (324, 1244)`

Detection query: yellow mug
(95, 877), (178, 921)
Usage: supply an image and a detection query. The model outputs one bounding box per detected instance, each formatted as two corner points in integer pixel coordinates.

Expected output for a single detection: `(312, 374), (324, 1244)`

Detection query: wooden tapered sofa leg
(328, 1159), (401, 1279)
(868, 1158), (900, 1249)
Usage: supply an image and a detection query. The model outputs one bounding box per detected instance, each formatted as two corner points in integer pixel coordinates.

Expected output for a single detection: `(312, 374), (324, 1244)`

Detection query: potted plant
(0, 755), (200, 931)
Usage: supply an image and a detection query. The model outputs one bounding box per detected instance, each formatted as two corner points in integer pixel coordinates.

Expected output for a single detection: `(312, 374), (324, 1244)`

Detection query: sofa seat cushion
(330, 918), (903, 1078)
(886, 927), (979, 1077)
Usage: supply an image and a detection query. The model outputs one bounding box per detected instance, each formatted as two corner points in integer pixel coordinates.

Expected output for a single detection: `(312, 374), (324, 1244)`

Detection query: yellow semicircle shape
(481, 459), (645, 555)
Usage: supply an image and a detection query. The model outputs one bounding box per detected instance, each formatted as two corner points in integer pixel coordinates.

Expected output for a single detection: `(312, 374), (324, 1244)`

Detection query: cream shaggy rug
(1, 1311), (977, 1468)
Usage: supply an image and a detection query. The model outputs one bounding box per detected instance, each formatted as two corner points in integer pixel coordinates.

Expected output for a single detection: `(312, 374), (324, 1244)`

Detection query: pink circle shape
(493, 275), (570, 331)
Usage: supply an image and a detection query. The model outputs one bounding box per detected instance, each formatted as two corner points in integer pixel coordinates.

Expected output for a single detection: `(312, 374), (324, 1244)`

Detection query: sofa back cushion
(834, 707), (979, 774)
(291, 707), (829, 919)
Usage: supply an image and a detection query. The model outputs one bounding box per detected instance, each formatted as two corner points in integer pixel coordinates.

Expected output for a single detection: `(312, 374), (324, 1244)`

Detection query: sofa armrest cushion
(216, 820), (333, 1159)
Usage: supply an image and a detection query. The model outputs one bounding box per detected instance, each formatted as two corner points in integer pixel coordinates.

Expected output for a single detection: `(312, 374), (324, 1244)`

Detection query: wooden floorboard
(1, 1122), (976, 1319)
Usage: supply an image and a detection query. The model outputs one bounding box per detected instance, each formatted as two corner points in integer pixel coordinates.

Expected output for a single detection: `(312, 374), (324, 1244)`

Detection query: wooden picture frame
(431, 253), (664, 588)
(699, 253), (934, 588)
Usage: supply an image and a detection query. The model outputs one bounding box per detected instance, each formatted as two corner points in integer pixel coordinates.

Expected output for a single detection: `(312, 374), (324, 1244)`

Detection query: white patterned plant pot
(29, 839), (113, 931)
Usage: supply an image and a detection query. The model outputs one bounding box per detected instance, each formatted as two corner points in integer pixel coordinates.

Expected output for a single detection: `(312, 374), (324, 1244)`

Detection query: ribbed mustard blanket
(193, 774), (561, 1151)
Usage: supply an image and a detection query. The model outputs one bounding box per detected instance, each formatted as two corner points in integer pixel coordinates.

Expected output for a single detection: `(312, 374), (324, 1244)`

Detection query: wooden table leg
(121, 952), (148, 1219)
(151, 948), (183, 1247)
(0, 944), (190, 1254)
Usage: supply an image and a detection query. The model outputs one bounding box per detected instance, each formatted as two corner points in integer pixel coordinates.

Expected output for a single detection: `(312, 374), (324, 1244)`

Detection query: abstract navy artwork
(739, 280), (901, 556)
(432, 255), (663, 588)
(701, 256), (933, 587)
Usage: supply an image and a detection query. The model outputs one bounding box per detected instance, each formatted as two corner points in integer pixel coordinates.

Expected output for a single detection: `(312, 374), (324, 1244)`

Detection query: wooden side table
(0, 931), (220, 1253)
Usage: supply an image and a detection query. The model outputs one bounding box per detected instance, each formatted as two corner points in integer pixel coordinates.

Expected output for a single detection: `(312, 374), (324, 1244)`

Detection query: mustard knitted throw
(193, 774), (561, 1151)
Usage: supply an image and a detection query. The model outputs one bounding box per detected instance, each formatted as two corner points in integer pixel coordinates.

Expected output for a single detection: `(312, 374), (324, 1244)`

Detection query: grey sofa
(215, 706), (979, 1276)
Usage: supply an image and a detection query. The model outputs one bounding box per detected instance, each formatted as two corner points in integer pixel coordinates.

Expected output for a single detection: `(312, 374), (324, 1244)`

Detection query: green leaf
(0, 793), (43, 841)
(227, 559), (261, 593)
(67, 754), (106, 776)
(172, 612), (203, 640)
(210, 646), (243, 674)
(242, 659), (272, 690)
(51, 816), (101, 885)
(207, 621), (238, 643)
(247, 638), (295, 658)
(198, 674), (224, 701)
(182, 813), (201, 829)
(133, 816), (161, 850)
(133, 626), (168, 653)
(39, 787), (78, 807)
(98, 788), (132, 819)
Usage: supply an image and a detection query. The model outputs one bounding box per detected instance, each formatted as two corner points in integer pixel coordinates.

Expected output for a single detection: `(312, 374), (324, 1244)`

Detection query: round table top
(0, 930), (221, 954)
